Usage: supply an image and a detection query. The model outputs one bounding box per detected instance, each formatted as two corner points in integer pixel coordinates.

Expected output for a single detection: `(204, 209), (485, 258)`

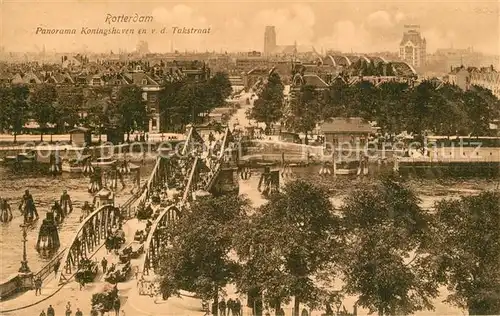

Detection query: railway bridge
(50, 125), (239, 286)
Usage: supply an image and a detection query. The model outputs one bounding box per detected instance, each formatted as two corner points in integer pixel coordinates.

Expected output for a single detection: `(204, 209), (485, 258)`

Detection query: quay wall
(398, 161), (500, 178)
(0, 273), (33, 301)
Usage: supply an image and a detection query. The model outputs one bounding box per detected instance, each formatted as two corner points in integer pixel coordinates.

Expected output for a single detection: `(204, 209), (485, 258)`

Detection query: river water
(0, 163), (154, 281)
(1, 162), (497, 281)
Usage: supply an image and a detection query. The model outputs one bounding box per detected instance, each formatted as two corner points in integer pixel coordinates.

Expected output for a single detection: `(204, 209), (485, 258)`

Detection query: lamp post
(18, 223), (31, 273)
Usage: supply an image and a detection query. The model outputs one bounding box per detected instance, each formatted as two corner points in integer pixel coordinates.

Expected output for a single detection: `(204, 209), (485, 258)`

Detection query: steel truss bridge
(42, 126), (238, 285)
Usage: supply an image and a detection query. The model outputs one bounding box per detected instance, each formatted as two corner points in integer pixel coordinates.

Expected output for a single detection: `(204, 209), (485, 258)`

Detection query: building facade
(399, 26), (426, 68)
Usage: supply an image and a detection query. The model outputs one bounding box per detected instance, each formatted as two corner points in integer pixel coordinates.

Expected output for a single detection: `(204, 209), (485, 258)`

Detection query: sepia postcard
(0, 1), (499, 315)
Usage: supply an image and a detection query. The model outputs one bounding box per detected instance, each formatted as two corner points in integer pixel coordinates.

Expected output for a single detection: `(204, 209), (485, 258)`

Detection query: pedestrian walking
(212, 301), (218, 316)
(235, 298), (242, 316)
(54, 260), (60, 277)
(79, 278), (85, 290)
(101, 257), (108, 274)
(39, 310), (46, 316)
(219, 298), (226, 316)
(75, 308), (83, 316)
(66, 302), (72, 316)
(47, 305), (55, 316)
(34, 276), (42, 295)
(227, 298), (235, 316)
(113, 297), (121, 316)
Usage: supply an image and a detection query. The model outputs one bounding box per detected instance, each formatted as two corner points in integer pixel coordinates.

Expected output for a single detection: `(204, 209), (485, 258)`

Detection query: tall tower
(264, 26), (277, 56)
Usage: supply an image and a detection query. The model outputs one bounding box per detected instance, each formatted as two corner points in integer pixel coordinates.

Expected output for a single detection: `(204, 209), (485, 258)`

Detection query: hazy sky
(1, 0), (499, 55)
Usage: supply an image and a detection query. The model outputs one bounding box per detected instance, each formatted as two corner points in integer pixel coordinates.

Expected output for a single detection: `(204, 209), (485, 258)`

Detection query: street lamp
(18, 223), (31, 273)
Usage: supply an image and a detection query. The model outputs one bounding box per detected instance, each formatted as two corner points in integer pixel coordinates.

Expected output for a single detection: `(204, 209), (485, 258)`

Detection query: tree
(462, 87), (494, 136)
(248, 72), (284, 132)
(158, 195), (250, 304)
(85, 86), (115, 142)
(340, 176), (438, 315)
(0, 85), (29, 142)
(234, 180), (341, 315)
(284, 85), (321, 144)
(376, 81), (409, 134)
(55, 86), (83, 133)
(159, 79), (186, 132)
(434, 191), (500, 315)
(30, 84), (57, 141)
(208, 72), (232, 106)
(115, 85), (148, 141)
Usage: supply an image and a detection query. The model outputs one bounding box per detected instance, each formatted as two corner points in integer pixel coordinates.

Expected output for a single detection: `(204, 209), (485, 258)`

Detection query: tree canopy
(158, 195), (250, 301)
(234, 180), (341, 313)
(248, 72), (285, 131)
(159, 72), (232, 132)
(115, 85), (148, 139)
(340, 176), (438, 316)
(292, 80), (498, 136)
(434, 191), (500, 315)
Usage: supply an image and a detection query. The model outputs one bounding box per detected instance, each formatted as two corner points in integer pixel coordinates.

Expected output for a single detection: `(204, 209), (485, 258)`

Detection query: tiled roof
(302, 74), (329, 88)
(320, 117), (375, 134)
(400, 30), (425, 46)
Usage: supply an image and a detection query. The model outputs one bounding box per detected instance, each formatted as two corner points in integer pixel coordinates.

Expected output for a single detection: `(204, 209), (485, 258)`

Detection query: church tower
(264, 26), (277, 56)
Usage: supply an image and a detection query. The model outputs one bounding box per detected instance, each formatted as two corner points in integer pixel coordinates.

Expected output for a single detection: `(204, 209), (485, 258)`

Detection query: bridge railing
(141, 205), (180, 276)
(182, 157), (199, 203)
(120, 155), (166, 219)
(34, 248), (67, 284)
(56, 204), (121, 284)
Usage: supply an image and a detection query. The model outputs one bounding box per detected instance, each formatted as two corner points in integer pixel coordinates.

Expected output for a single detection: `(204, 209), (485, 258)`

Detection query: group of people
(51, 190), (73, 224)
(17, 189), (73, 225)
(39, 302), (84, 316)
(212, 297), (242, 316)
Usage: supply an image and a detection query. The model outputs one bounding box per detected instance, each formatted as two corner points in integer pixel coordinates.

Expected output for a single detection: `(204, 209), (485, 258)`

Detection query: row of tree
(0, 83), (148, 142)
(249, 73), (500, 140)
(0, 71), (233, 141)
(157, 178), (500, 315)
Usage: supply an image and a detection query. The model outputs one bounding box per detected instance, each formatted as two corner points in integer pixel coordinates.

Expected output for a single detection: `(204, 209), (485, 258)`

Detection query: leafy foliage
(29, 84), (57, 139)
(248, 72), (285, 130)
(234, 180), (341, 312)
(0, 84), (29, 142)
(293, 79), (497, 136)
(434, 191), (500, 315)
(284, 85), (321, 141)
(340, 176), (438, 315)
(55, 86), (84, 132)
(115, 85), (148, 139)
(159, 71), (232, 132)
(158, 195), (250, 300)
